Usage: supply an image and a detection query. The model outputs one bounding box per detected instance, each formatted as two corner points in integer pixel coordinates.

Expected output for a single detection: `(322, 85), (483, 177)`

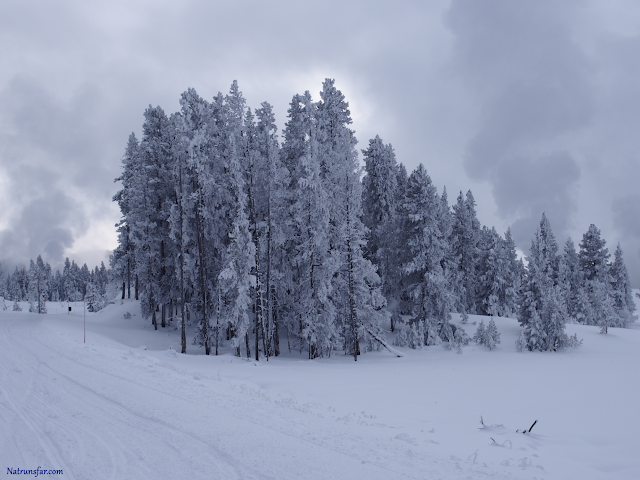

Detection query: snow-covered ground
(2, 293), (640, 479)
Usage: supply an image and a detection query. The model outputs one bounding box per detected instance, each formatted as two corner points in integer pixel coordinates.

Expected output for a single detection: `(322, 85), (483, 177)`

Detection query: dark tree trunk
(347, 199), (359, 361)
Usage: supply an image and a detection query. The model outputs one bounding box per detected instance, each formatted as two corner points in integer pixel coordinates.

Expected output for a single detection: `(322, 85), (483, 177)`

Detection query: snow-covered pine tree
(218, 83), (255, 358)
(313, 79), (388, 360)
(451, 190), (482, 315)
(477, 227), (501, 316)
(50, 270), (61, 302)
(361, 135), (399, 296)
(401, 164), (454, 347)
(557, 238), (583, 322)
(473, 318), (501, 350)
(573, 281), (595, 326)
(128, 105), (175, 330)
(517, 214), (578, 351)
(339, 163), (388, 359)
(285, 91), (338, 358)
(242, 105), (271, 360)
(85, 282), (105, 312)
(589, 279), (618, 334)
(175, 89), (218, 355)
(218, 138), (254, 357)
(27, 255), (49, 314)
(112, 133), (139, 300)
(576, 224), (619, 329)
(578, 224), (610, 285)
(168, 111), (189, 354)
(6, 267), (21, 301)
(609, 243), (636, 327)
(383, 161), (413, 318)
(484, 318), (500, 349)
(477, 227), (520, 317)
(502, 228), (521, 315)
(255, 101), (288, 357)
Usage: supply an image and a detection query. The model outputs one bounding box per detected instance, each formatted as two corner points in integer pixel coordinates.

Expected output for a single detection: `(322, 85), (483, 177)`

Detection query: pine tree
(451, 190), (481, 315)
(502, 228), (521, 315)
(402, 165), (453, 346)
(174, 88), (222, 355)
(340, 142), (388, 360)
(285, 91), (338, 358)
(590, 279), (618, 334)
(128, 105), (175, 331)
(557, 238), (583, 322)
(517, 214), (578, 351)
(479, 228), (520, 317)
(609, 243), (636, 327)
(169, 113), (188, 353)
(27, 256), (49, 314)
(218, 93), (254, 358)
(86, 282), (105, 312)
(361, 135), (398, 296)
(473, 319), (501, 350)
(112, 133), (139, 300)
(578, 224), (610, 284)
(255, 101), (288, 357)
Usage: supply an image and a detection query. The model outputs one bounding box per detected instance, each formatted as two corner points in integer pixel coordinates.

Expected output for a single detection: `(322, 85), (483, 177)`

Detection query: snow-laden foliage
(473, 319), (501, 350)
(362, 135), (399, 299)
(609, 243), (637, 327)
(107, 78), (636, 359)
(401, 165), (454, 345)
(477, 227), (520, 317)
(86, 282), (106, 312)
(28, 256), (49, 314)
(451, 191), (481, 315)
(517, 215), (580, 351)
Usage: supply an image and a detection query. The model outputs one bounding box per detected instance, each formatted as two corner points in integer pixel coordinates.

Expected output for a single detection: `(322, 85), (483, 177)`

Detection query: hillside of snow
(2, 294), (640, 479)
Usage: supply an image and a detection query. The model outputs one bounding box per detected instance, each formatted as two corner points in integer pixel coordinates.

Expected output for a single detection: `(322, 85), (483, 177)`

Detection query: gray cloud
(493, 152), (581, 247)
(447, 0), (594, 245)
(0, 76), (109, 266)
(612, 195), (640, 284)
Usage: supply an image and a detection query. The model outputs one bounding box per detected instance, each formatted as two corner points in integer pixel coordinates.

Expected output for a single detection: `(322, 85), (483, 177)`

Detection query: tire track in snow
(0, 326), (131, 479)
(1, 317), (261, 480)
(0, 361), (76, 479)
(1, 314), (517, 480)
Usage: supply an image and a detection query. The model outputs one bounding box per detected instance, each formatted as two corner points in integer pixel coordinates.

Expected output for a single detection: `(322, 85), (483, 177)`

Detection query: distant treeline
(1, 256), (110, 313)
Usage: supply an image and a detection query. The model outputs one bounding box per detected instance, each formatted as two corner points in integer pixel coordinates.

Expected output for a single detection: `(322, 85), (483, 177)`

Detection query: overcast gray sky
(1, 0), (640, 285)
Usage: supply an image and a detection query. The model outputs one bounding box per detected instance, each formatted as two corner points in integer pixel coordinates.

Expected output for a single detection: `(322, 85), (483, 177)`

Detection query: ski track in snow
(3, 296), (640, 479)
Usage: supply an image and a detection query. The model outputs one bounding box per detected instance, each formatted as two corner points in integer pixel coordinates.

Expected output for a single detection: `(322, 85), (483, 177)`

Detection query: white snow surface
(2, 293), (640, 479)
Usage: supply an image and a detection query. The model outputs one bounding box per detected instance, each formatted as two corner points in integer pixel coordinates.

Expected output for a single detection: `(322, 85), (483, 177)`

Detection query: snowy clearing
(2, 295), (640, 479)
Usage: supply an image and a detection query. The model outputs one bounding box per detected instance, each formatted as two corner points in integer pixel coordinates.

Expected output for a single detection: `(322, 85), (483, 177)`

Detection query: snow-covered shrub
(425, 324), (441, 347)
(28, 299), (46, 314)
(409, 322), (424, 349)
(393, 325), (409, 347)
(472, 319), (501, 350)
(123, 311), (132, 319)
(443, 324), (469, 352)
(393, 321), (425, 348)
(13, 300), (22, 312)
(86, 283), (106, 312)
